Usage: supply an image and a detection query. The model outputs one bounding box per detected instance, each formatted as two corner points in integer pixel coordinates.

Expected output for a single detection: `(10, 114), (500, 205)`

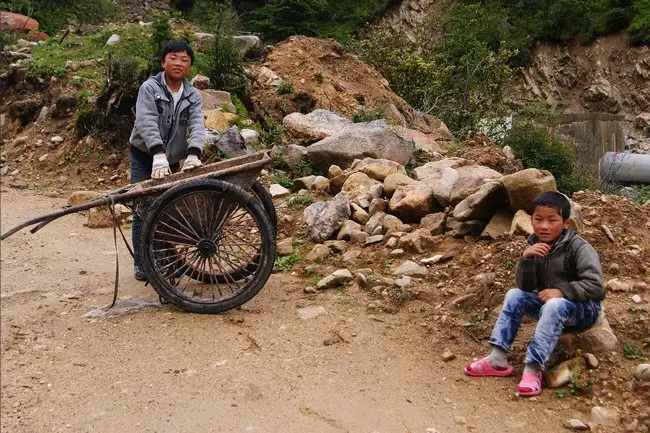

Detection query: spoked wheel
(251, 179), (277, 233)
(140, 179), (276, 313)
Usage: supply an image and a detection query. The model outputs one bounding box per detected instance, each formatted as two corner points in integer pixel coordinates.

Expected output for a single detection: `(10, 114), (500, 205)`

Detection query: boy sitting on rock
(464, 191), (605, 396)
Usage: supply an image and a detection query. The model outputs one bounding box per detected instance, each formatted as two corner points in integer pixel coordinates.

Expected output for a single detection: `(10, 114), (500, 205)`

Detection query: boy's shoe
(464, 358), (513, 377)
(134, 265), (146, 281)
(517, 371), (543, 396)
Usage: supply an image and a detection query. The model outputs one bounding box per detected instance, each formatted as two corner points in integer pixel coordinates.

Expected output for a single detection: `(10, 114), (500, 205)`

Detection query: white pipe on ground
(600, 152), (650, 183)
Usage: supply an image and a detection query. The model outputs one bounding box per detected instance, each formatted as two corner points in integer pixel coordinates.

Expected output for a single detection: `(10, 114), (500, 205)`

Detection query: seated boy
(464, 191), (605, 396)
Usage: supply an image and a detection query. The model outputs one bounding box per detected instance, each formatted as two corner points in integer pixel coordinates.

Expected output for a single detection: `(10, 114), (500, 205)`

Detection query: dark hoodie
(515, 228), (605, 302)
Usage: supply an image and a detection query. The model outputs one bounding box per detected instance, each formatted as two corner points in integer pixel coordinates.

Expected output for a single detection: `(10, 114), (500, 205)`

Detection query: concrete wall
(553, 113), (626, 175)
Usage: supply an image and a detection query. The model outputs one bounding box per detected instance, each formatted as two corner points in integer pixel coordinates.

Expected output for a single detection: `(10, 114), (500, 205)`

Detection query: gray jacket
(515, 229), (605, 302)
(129, 72), (206, 164)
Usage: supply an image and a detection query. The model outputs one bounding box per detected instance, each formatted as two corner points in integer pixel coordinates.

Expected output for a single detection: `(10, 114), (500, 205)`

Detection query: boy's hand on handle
(538, 288), (564, 303)
(152, 153), (171, 179)
(522, 243), (551, 259)
(181, 154), (202, 172)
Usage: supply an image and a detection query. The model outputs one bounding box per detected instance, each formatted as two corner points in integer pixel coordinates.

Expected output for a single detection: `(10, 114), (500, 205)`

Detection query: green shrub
(149, 14), (174, 74)
(503, 120), (597, 195)
(269, 171), (294, 189)
(314, 71), (324, 83)
(277, 80), (294, 95)
(629, 0), (650, 44)
(352, 106), (385, 123)
(628, 184), (650, 204)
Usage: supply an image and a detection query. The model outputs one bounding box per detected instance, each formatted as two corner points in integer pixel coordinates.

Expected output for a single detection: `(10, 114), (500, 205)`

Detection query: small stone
(324, 240), (349, 254)
(349, 230), (370, 245)
(356, 272), (368, 288)
(584, 353), (599, 369)
(342, 250), (360, 262)
(303, 286), (317, 294)
(316, 269), (352, 289)
(606, 278), (631, 292)
(600, 225), (615, 243)
(392, 260), (427, 277)
(421, 255), (444, 265)
(50, 136), (64, 143)
(276, 238), (294, 256)
(386, 237), (398, 249)
(590, 407), (619, 428)
(608, 263), (620, 274)
(328, 165), (343, 179)
(395, 276), (412, 288)
(390, 249), (404, 257)
(37, 153), (49, 162)
(296, 306), (327, 320)
(269, 184), (290, 197)
(312, 176), (330, 192)
(454, 416), (467, 425)
(632, 294), (643, 304)
(566, 419), (589, 431)
(105, 34), (120, 46)
(364, 234), (384, 246)
(442, 350), (455, 362)
(306, 244), (331, 261)
(636, 364), (650, 380)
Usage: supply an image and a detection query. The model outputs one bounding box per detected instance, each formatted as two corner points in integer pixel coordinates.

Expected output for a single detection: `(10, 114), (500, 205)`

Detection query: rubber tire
(251, 179), (277, 233)
(139, 178), (276, 314)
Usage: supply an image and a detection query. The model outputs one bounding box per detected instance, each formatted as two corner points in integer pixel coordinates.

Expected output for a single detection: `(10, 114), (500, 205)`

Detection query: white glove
(151, 153), (171, 179)
(181, 154), (202, 172)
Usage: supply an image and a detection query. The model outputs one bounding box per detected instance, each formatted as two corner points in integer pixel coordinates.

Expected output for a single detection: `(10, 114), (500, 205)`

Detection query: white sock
(487, 346), (508, 368)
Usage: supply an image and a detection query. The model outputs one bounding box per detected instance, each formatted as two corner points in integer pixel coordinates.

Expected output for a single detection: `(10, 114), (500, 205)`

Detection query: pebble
(364, 235), (384, 246)
(421, 255), (444, 265)
(386, 237), (398, 249)
(566, 419), (589, 431)
(269, 184), (290, 197)
(442, 350), (455, 362)
(600, 225), (615, 243)
(395, 276), (412, 289)
(389, 249), (404, 257)
(37, 153), (49, 162)
(635, 364), (650, 380)
(585, 353), (599, 369)
(590, 406), (620, 428)
(454, 416), (467, 425)
(50, 136), (63, 143)
(296, 306), (326, 320)
(392, 260), (427, 277)
(632, 294), (643, 304)
(303, 286), (317, 294)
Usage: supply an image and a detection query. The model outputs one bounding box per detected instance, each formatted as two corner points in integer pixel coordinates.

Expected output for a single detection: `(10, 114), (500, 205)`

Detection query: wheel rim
(149, 190), (264, 304)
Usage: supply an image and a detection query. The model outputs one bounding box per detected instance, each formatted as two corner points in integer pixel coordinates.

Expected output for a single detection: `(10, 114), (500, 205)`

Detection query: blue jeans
(130, 146), (179, 267)
(489, 288), (601, 369)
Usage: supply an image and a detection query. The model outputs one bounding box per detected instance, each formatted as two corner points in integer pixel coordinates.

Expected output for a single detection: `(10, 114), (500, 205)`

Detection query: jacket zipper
(159, 79), (190, 150)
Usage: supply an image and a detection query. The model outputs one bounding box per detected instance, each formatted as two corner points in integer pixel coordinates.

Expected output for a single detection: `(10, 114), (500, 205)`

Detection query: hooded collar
(153, 71), (194, 99)
(527, 228), (576, 252)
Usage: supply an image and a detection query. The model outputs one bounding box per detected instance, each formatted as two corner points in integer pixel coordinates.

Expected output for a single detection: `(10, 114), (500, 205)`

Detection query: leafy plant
(352, 106), (385, 123)
(623, 343), (643, 359)
(269, 171), (294, 189)
(314, 71), (324, 83)
(277, 80), (294, 95)
(568, 372), (593, 395)
(287, 195), (314, 207)
(274, 251), (301, 272)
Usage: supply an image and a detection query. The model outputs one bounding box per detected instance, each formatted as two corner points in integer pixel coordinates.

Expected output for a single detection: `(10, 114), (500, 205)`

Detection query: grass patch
(269, 171), (294, 190)
(274, 251), (302, 272)
(623, 343), (643, 359)
(277, 80), (294, 95)
(287, 195), (314, 207)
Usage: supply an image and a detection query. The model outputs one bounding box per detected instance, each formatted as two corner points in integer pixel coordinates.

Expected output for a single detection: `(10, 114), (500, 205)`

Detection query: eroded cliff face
(509, 33), (650, 120)
(381, 0), (438, 41)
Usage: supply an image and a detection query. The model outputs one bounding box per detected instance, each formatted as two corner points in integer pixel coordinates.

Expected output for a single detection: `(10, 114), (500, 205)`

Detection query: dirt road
(1, 187), (583, 433)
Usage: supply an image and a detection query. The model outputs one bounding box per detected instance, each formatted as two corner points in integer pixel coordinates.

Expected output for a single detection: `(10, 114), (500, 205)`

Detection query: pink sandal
(464, 358), (513, 377)
(517, 371), (543, 396)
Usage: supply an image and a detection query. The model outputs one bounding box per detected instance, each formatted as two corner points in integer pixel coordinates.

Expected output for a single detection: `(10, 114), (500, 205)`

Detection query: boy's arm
(556, 244), (604, 302)
(186, 91), (206, 157)
(515, 257), (536, 291)
(134, 83), (165, 155)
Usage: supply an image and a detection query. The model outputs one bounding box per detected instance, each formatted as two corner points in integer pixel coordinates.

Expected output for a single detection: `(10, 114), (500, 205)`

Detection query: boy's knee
(540, 298), (571, 317)
(504, 288), (526, 304)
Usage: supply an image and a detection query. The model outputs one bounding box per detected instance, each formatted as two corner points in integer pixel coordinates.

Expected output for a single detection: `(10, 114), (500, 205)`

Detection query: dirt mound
(249, 36), (452, 139)
(449, 134), (523, 174)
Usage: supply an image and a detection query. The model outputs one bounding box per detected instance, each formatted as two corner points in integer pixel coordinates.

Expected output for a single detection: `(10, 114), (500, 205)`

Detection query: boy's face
(532, 205), (568, 244)
(162, 50), (192, 82)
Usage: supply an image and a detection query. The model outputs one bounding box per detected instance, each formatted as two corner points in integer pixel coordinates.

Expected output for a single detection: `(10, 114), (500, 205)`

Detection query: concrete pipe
(600, 152), (650, 183)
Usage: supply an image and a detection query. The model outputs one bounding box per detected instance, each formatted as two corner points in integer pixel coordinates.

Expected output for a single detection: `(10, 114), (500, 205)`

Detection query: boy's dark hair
(534, 191), (571, 219)
(161, 40), (194, 65)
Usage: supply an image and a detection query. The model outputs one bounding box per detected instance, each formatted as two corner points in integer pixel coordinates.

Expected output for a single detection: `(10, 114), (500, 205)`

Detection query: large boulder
(233, 35), (261, 56)
(206, 126), (253, 158)
(363, 212), (408, 235)
(348, 158), (406, 182)
(396, 127), (447, 155)
(204, 110), (237, 132)
(420, 212), (447, 235)
(398, 228), (436, 253)
(502, 168), (557, 214)
(414, 158), (502, 206)
(305, 120), (415, 171)
(282, 109), (351, 146)
(303, 192), (351, 243)
(270, 145), (307, 169)
(558, 313), (618, 356)
(389, 183), (442, 222)
(199, 89), (236, 114)
(452, 181), (506, 222)
(510, 209), (534, 237)
(481, 210), (514, 240)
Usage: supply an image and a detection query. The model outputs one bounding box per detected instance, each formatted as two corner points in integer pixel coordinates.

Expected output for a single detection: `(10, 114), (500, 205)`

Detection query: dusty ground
(1, 186), (634, 433)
